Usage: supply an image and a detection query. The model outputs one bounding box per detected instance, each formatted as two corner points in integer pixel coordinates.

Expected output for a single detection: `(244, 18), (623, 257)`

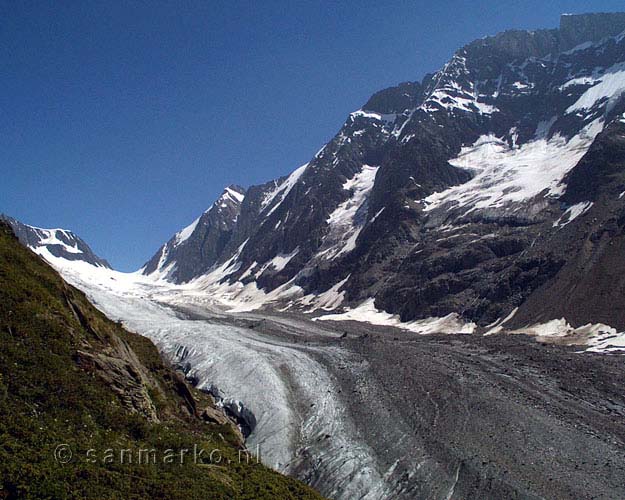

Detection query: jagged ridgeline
(0, 222), (323, 499)
(141, 13), (625, 331)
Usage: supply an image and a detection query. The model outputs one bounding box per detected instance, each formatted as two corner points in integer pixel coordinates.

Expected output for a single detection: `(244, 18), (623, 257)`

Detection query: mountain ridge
(131, 12), (625, 336)
(9, 12), (625, 338)
(7, 12), (625, 500)
(0, 214), (111, 269)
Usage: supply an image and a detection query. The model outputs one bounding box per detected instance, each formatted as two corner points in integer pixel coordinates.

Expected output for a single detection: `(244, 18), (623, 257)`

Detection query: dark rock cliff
(142, 12), (625, 331)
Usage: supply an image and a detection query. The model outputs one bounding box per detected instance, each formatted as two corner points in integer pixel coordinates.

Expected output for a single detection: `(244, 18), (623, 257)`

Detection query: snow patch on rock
(566, 62), (625, 113)
(315, 298), (476, 334)
(174, 216), (201, 245)
(506, 319), (625, 353)
(298, 276), (350, 312)
(423, 118), (604, 215)
(350, 110), (397, 123)
(261, 163), (308, 217)
(36, 229), (83, 254)
(317, 165), (378, 260)
(553, 201), (594, 227)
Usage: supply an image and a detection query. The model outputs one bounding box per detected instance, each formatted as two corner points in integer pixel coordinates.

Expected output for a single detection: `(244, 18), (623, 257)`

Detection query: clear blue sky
(2, 0), (623, 271)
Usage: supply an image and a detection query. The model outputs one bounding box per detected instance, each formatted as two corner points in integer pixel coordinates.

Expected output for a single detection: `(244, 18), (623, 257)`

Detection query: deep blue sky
(3, 0), (624, 271)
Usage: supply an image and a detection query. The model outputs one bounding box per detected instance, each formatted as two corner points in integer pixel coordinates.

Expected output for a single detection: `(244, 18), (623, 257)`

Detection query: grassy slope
(0, 222), (322, 500)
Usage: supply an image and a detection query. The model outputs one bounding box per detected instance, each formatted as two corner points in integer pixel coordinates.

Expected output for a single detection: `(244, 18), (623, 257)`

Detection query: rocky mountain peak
(141, 184), (246, 282)
(220, 184), (246, 203)
(559, 12), (625, 51)
(460, 12), (625, 65)
(463, 28), (560, 62)
(362, 81), (423, 114)
(136, 13), (625, 333)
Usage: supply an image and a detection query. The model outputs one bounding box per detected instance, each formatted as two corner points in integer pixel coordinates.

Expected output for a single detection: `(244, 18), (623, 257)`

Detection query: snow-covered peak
(141, 184), (246, 282)
(137, 13), (625, 336)
(1, 215), (111, 268)
(172, 185), (246, 247)
(223, 185), (245, 204)
(212, 185), (246, 211)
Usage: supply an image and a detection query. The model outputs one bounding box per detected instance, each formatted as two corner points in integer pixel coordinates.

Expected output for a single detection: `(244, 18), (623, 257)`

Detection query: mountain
(141, 12), (625, 333)
(5, 12), (625, 499)
(142, 186), (246, 282)
(0, 220), (323, 499)
(1, 214), (111, 269)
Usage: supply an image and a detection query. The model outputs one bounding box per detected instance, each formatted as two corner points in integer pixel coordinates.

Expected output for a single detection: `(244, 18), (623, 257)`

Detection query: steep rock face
(362, 81), (423, 113)
(0, 214), (111, 268)
(509, 118), (625, 330)
(363, 27), (625, 324)
(464, 28), (559, 61)
(141, 185), (245, 282)
(143, 13), (625, 329)
(560, 12), (625, 51)
(143, 82), (430, 292)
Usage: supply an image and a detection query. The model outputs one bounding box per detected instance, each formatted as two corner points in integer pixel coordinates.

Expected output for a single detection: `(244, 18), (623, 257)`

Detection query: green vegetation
(0, 222), (323, 499)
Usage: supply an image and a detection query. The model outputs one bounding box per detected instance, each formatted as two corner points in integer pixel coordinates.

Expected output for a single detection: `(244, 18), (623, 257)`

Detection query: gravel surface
(192, 307), (625, 499)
